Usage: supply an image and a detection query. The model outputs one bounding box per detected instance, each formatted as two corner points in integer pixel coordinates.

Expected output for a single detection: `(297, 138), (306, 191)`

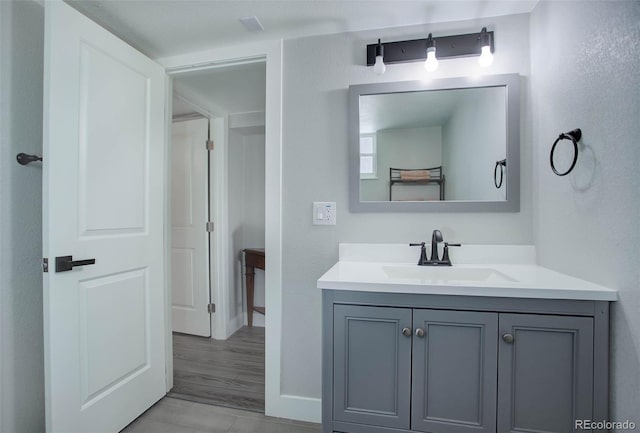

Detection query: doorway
(168, 61), (267, 412)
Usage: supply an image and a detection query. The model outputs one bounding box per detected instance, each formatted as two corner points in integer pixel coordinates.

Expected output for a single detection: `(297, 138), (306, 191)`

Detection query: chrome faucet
(410, 229), (461, 266)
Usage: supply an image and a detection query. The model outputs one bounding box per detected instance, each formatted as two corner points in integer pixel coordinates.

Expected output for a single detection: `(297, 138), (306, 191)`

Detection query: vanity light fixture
(424, 33), (438, 72)
(366, 27), (495, 74)
(373, 39), (386, 75)
(478, 27), (494, 67)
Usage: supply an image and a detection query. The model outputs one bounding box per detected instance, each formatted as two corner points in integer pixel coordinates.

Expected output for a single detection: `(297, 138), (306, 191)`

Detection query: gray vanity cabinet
(323, 291), (609, 433)
(333, 305), (412, 429)
(497, 314), (594, 433)
(412, 310), (498, 433)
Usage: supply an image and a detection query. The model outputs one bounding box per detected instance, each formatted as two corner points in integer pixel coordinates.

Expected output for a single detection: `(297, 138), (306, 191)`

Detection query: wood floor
(121, 396), (320, 433)
(169, 327), (265, 412)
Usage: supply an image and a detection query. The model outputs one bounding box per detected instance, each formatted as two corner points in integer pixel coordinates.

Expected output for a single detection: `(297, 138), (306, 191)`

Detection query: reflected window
(359, 134), (377, 179)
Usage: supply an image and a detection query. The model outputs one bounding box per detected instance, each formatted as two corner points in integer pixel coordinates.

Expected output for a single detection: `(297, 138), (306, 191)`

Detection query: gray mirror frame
(349, 73), (520, 212)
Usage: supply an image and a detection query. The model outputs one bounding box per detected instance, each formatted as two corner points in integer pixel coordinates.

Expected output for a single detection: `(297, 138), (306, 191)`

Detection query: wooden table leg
(245, 265), (255, 327)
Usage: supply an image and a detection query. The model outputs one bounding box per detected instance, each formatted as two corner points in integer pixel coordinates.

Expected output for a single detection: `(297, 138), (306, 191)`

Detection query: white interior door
(43, 2), (166, 432)
(171, 118), (211, 337)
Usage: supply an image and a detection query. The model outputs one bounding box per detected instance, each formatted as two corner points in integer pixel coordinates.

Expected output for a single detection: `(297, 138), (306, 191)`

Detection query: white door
(43, 2), (166, 432)
(171, 118), (211, 336)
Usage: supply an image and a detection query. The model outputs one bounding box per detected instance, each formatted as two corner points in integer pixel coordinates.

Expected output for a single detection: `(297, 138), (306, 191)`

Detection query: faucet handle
(442, 242), (462, 266)
(410, 242), (429, 266)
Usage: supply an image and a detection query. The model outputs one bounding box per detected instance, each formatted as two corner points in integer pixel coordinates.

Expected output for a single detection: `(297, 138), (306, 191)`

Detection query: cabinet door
(333, 305), (412, 429)
(498, 314), (594, 433)
(412, 309), (498, 433)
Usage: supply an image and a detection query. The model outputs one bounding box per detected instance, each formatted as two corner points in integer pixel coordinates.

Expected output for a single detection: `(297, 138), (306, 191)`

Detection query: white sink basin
(316, 244), (618, 301)
(382, 265), (518, 283)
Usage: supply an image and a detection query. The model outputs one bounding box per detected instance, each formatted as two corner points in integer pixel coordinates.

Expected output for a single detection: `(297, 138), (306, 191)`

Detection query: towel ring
(550, 129), (581, 176)
(494, 159), (506, 189)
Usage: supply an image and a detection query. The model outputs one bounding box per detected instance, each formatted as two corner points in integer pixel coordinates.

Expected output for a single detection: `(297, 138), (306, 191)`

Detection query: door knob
(502, 333), (514, 344)
(402, 327), (412, 337)
(55, 255), (96, 273)
(415, 328), (425, 338)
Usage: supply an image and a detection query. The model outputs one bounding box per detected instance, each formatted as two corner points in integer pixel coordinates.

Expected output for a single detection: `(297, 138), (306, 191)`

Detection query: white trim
(158, 40), (323, 422)
(157, 41), (269, 72)
(209, 116), (228, 340)
(163, 76), (174, 393)
(277, 395), (322, 424)
(227, 313), (245, 336)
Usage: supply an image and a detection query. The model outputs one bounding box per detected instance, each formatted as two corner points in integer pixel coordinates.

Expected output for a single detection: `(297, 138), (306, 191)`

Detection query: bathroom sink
(382, 265), (518, 283)
(317, 244), (618, 300)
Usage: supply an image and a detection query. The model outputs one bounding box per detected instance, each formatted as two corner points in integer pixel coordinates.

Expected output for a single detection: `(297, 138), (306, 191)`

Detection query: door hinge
(206, 140), (214, 151)
(207, 303), (216, 314)
(206, 221), (214, 232)
(42, 258), (49, 273)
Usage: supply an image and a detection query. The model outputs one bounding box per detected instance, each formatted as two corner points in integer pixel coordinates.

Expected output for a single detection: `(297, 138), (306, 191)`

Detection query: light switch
(313, 202), (336, 226)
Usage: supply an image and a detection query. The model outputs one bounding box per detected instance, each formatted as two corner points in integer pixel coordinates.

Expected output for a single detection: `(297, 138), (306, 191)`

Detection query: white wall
(0, 1), (45, 432)
(442, 87), (506, 201)
(530, 0), (640, 423)
(361, 126), (442, 201)
(228, 127), (266, 329)
(281, 13), (531, 398)
(228, 129), (244, 327)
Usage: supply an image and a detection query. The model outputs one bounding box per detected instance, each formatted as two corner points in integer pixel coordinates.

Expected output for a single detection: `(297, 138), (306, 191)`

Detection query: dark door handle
(55, 255), (96, 273)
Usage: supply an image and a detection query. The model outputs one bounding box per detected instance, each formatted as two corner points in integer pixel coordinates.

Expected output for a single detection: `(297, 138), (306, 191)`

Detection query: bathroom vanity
(318, 244), (617, 433)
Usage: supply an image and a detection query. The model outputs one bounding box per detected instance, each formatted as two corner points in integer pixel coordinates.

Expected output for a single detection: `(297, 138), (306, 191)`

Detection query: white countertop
(316, 244), (617, 301)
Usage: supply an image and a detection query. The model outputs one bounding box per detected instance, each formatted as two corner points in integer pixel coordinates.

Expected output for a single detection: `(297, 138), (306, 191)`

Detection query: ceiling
(172, 61), (266, 117)
(68, 0), (538, 59)
(172, 94), (197, 118)
(360, 86), (504, 133)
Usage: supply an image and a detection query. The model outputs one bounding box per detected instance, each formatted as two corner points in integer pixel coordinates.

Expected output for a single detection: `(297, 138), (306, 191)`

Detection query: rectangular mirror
(349, 74), (520, 212)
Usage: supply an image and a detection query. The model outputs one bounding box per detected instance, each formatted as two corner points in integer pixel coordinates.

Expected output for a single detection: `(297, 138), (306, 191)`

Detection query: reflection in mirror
(359, 87), (506, 202)
(349, 74), (520, 212)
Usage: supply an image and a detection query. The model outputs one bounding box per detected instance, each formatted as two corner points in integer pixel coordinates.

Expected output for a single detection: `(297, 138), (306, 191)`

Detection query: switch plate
(313, 202), (336, 225)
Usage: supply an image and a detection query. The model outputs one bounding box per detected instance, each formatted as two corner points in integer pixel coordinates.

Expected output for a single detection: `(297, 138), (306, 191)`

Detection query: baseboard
(266, 394), (321, 424)
(224, 313), (244, 339)
(240, 310), (265, 328)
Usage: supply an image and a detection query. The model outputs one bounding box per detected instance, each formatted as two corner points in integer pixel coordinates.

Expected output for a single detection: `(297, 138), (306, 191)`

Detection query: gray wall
(7, 1), (637, 426)
(281, 13), (532, 397)
(442, 87), (506, 201)
(361, 126), (442, 201)
(530, 0), (640, 424)
(0, 1), (45, 432)
(228, 128), (266, 327)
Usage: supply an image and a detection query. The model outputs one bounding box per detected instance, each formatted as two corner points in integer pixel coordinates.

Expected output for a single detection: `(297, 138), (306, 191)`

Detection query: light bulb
(424, 48), (438, 72)
(374, 55), (386, 75)
(479, 45), (493, 67)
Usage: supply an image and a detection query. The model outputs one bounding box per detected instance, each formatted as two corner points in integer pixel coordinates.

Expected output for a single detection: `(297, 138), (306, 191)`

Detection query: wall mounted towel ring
(494, 159), (506, 188)
(550, 129), (581, 176)
(16, 153), (43, 165)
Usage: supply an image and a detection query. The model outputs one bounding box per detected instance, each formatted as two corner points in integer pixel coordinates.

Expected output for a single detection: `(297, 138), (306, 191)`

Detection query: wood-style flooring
(121, 396), (320, 433)
(169, 327), (265, 413)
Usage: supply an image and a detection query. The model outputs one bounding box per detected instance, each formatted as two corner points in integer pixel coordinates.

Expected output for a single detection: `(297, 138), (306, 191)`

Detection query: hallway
(169, 327), (265, 412)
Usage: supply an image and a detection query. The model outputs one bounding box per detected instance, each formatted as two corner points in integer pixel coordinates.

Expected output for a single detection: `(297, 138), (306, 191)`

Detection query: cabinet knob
(415, 328), (425, 338)
(402, 327), (412, 337)
(502, 333), (514, 344)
